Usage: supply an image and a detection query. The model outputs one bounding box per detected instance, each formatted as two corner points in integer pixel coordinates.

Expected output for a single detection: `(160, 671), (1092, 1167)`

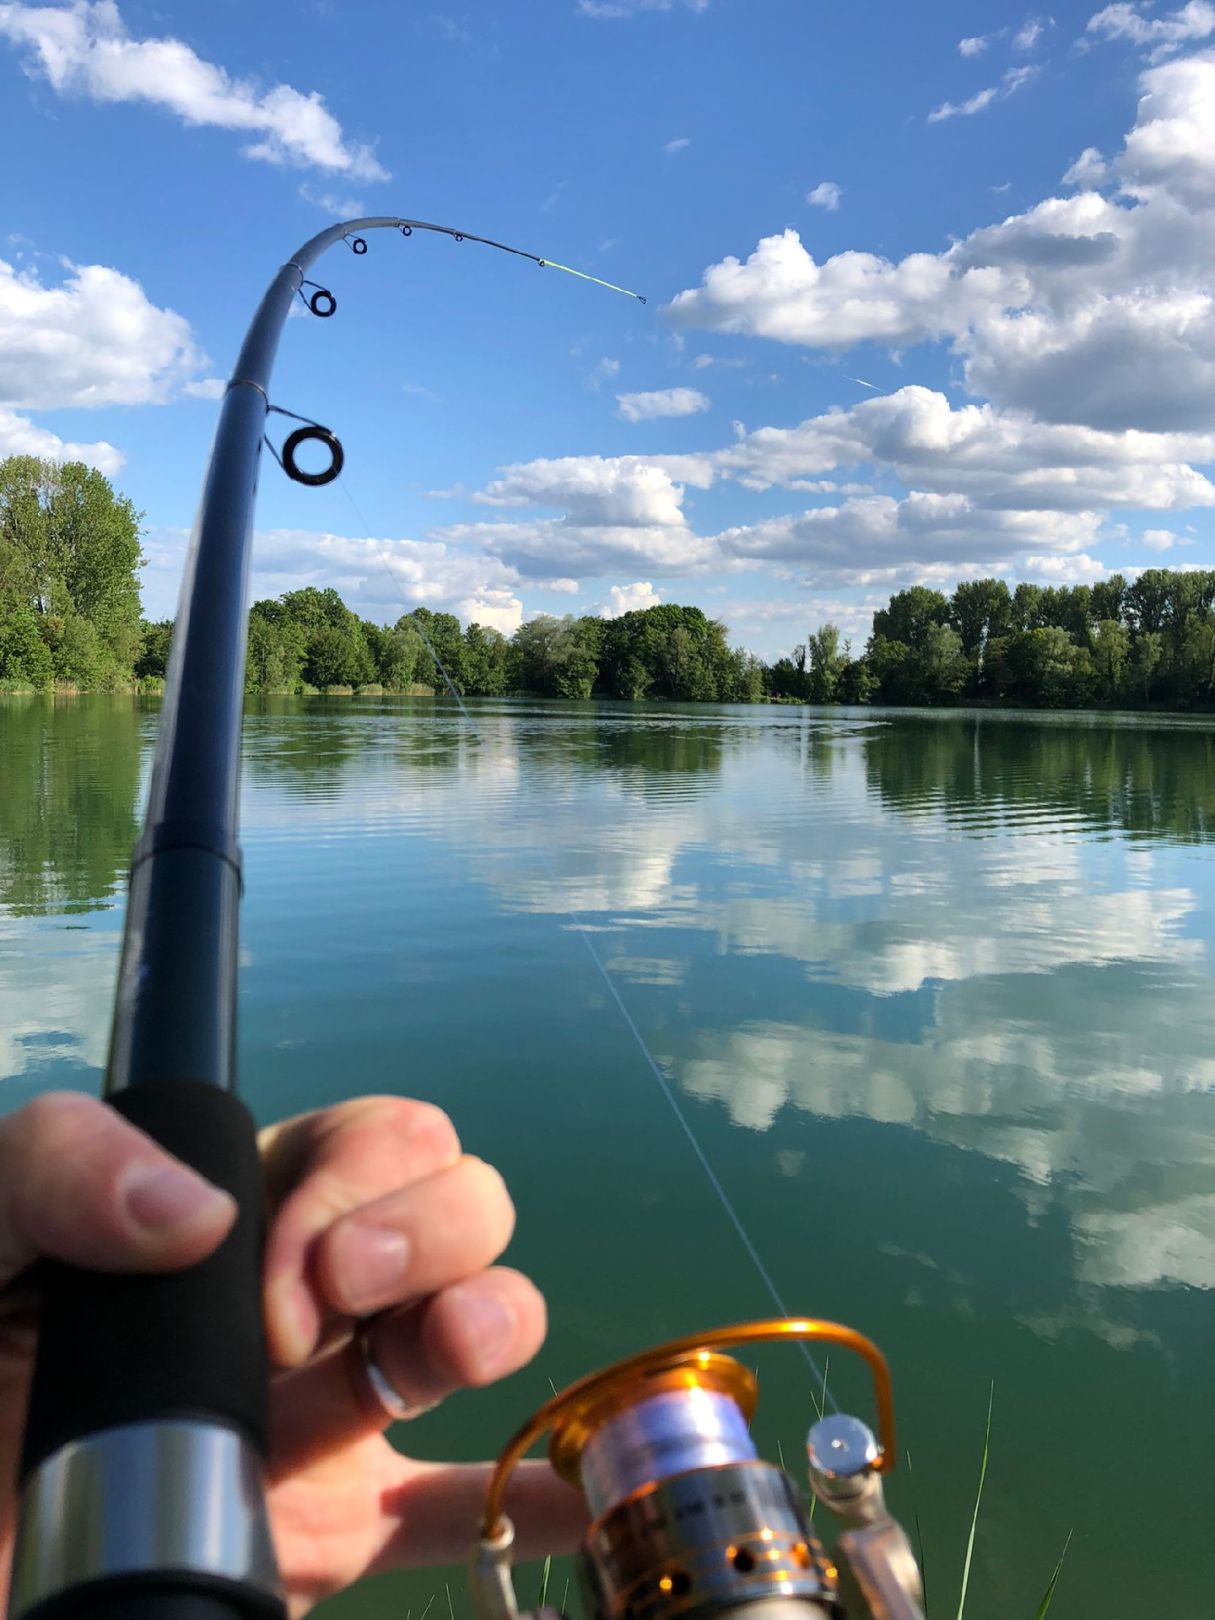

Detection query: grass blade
(538, 1556), (552, 1608)
(905, 1448), (929, 1619)
(1033, 1529), (1073, 1619)
(446, 1583), (456, 1620)
(811, 1355), (831, 1422)
(955, 1383), (993, 1620)
(561, 1577), (570, 1615)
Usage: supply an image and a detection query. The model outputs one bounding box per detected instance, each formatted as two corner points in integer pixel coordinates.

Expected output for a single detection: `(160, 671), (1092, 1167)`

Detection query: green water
(3, 695), (1213, 1618)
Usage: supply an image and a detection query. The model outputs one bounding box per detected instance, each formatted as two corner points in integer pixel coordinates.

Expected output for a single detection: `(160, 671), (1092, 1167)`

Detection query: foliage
(511, 614), (602, 698)
(0, 456), (143, 688)
(807, 623), (847, 701)
(798, 569), (1215, 711)
(136, 619), (174, 681)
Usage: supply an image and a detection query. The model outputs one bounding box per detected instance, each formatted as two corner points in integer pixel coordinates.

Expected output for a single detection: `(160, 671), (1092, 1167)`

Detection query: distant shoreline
(3, 686), (1214, 723)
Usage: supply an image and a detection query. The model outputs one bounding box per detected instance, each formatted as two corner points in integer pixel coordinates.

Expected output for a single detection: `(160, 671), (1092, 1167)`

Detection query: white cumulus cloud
(806, 180), (842, 210)
(578, 0), (707, 14)
(142, 525), (523, 625)
(1063, 145), (1108, 185)
(601, 581), (661, 616)
(0, 255), (209, 409)
(457, 588), (524, 634)
(1085, 2), (1215, 61)
(928, 64), (1037, 122)
(670, 53), (1215, 432)
(616, 386), (710, 422)
(0, 404), (123, 473)
(0, 0), (387, 178)
(1013, 17), (1047, 49)
(1118, 48), (1215, 205)
(714, 386), (1215, 511)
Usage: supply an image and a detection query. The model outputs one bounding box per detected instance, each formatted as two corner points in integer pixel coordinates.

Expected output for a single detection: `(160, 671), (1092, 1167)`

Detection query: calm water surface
(2, 696), (1213, 1618)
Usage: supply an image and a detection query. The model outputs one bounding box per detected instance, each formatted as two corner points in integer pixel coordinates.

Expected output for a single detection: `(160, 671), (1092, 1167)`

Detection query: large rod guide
(7, 217), (640, 1620)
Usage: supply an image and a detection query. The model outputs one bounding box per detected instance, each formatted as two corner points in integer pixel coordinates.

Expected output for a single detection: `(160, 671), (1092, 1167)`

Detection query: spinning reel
(471, 1319), (924, 1620)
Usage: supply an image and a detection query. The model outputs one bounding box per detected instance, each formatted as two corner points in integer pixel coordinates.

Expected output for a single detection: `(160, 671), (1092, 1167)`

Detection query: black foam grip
(28, 1584), (280, 1620)
(19, 1081), (269, 1481)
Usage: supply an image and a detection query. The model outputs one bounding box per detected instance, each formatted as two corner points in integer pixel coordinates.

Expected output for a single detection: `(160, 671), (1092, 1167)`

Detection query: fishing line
(332, 473), (835, 1403)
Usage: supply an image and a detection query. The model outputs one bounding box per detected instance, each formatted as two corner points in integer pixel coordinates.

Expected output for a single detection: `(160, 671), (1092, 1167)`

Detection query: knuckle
(401, 1099), (460, 1158)
(460, 1158), (515, 1237)
(15, 1089), (100, 1143)
(349, 1095), (461, 1161)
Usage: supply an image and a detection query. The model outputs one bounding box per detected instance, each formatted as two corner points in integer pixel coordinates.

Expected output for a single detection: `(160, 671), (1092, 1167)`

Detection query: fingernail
(452, 1286), (515, 1376)
(122, 1164), (236, 1235)
(333, 1224), (411, 1312)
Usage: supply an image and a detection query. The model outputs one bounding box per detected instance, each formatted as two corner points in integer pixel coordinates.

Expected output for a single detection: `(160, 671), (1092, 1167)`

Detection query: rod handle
(11, 1082), (283, 1620)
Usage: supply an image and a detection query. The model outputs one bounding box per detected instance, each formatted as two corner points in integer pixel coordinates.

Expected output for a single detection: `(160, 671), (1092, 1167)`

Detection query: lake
(2, 695), (1212, 1619)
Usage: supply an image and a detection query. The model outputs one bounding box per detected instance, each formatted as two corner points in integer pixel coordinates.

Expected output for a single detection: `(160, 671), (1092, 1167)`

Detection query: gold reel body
(472, 1318), (919, 1620)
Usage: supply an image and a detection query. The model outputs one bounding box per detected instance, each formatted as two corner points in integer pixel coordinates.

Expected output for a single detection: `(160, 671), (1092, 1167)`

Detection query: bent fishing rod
(8, 219), (924, 1620)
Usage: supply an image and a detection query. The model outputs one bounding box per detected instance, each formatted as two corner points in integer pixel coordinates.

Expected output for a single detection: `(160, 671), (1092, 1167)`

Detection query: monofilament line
(336, 475), (834, 1401)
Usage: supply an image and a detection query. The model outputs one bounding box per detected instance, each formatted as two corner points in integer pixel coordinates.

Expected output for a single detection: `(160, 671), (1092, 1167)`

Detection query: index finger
(370, 1457), (588, 1574)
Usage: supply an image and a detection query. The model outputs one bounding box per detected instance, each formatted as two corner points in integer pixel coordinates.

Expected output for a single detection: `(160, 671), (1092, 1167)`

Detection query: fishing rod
(6, 218), (924, 1620)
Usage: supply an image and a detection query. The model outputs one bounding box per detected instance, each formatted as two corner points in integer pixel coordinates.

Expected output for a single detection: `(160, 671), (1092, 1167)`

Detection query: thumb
(0, 1092), (237, 1287)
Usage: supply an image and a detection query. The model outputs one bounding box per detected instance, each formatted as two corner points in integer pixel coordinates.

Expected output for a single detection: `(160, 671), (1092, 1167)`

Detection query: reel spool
(470, 1319), (923, 1620)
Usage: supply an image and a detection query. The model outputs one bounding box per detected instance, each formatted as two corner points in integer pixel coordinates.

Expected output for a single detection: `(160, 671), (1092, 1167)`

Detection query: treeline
(771, 574), (1215, 709)
(8, 456), (1215, 711)
(0, 456), (765, 700)
(140, 590), (768, 701)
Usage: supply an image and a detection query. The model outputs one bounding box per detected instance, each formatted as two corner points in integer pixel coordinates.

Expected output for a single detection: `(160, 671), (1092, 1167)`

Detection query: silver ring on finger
(353, 1316), (439, 1424)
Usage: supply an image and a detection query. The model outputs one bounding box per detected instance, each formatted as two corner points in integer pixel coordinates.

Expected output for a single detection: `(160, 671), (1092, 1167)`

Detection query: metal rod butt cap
(9, 1420), (283, 1620)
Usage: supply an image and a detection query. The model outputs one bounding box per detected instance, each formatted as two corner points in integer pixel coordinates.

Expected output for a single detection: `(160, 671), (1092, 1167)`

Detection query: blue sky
(3, 0), (1214, 657)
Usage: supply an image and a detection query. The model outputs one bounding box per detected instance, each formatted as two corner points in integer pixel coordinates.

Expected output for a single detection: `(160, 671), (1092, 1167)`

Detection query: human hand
(0, 1092), (585, 1618)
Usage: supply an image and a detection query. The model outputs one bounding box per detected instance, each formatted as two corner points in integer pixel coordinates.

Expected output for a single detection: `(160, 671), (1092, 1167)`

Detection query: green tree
(398, 607), (466, 693)
(872, 586), (949, 649)
(0, 456), (143, 686)
(720, 647), (766, 702)
(45, 612), (107, 688)
(245, 600), (307, 693)
(0, 595), (53, 687)
(373, 620), (426, 690)
(1125, 570), (1171, 636)
(1090, 575), (1127, 625)
(462, 622), (512, 696)
(839, 656), (875, 704)
(1007, 627), (1093, 707)
(1130, 630), (1164, 704)
(1091, 620), (1130, 703)
(1012, 582), (1045, 630)
(950, 579), (1013, 654)
(303, 625), (374, 689)
(512, 614), (601, 697)
(807, 623), (847, 702)
(767, 656), (804, 700)
(136, 620), (174, 681)
(915, 622), (969, 704)
(1176, 612), (1215, 707)
(867, 635), (911, 702)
